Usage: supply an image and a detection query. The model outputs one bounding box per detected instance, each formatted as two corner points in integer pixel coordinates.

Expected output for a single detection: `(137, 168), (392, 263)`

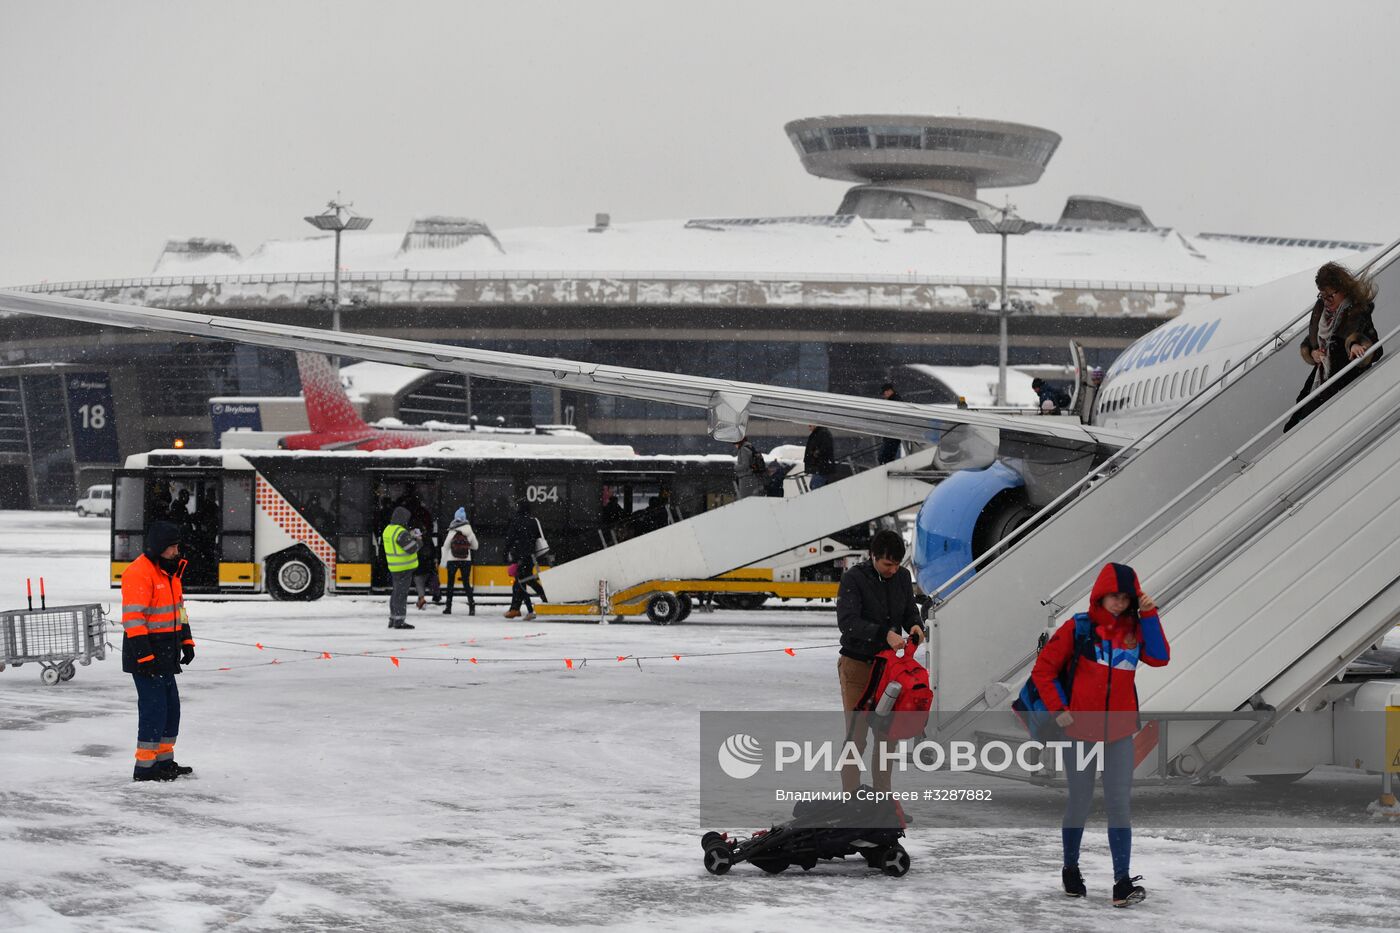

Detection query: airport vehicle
(75, 484), (113, 517)
(109, 443), (867, 610)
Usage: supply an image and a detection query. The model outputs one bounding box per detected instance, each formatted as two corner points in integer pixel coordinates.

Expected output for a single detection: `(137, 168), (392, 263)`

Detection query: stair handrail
(925, 238), (1400, 606)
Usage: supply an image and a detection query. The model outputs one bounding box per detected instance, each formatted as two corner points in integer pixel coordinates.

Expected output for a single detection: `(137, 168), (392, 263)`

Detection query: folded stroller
(700, 787), (910, 877)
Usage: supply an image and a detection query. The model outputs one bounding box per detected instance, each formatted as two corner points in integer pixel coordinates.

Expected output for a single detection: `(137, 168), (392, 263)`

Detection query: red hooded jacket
(1030, 562), (1169, 742)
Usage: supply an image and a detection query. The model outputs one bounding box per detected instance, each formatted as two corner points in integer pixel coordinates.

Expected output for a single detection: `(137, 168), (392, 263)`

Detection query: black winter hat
(144, 521), (182, 556)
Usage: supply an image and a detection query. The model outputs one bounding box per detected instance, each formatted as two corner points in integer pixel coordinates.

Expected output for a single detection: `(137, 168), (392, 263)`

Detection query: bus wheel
(675, 593), (693, 622)
(267, 550), (325, 601)
(646, 593), (682, 625)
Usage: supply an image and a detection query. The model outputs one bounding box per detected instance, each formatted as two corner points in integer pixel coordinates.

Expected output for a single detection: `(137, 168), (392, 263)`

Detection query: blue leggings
(1062, 737), (1134, 880)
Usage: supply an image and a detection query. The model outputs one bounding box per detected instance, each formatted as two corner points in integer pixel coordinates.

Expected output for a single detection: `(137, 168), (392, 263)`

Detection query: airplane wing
(0, 289), (1130, 467)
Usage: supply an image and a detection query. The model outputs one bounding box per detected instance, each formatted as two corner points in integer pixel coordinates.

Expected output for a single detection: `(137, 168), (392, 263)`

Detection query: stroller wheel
(700, 832), (723, 849)
(881, 844), (911, 878)
(703, 841), (733, 875)
(752, 858), (788, 874)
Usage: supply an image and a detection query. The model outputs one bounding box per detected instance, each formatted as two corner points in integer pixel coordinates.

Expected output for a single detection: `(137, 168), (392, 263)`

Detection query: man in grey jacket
(733, 437), (767, 499)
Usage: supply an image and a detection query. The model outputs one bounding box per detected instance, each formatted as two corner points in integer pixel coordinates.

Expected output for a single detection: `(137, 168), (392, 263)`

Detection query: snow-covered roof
(143, 217), (1373, 291)
(340, 360), (430, 397)
(902, 364), (1041, 408)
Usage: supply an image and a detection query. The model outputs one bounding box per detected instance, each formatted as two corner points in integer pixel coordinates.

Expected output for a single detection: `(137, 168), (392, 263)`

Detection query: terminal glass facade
(791, 124), (1058, 167)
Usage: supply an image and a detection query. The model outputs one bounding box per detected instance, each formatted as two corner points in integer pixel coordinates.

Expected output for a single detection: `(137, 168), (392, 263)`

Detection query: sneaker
(525, 612), (537, 621)
(133, 768), (177, 783)
(442, 607), (452, 615)
(416, 596), (427, 611)
(1062, 866), (1086, 898)
(1112, 875), (1145, 907)
(503, 610), (521, 619)
(160, 760), (194, 777)
(468, 607), (476, 616)
(390, 621), (416, 630)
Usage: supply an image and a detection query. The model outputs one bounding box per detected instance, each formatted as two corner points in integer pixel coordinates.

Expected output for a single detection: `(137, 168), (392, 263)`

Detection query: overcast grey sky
(2, 0), (1397, 285)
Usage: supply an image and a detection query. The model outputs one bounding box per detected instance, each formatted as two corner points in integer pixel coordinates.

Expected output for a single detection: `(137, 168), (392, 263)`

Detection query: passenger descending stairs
(538, 447), (944, 608)
(927, 242), (1400, 742)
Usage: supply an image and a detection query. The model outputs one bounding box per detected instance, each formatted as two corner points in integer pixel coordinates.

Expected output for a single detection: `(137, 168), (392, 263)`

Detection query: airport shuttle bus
(109, 444), (866, 607)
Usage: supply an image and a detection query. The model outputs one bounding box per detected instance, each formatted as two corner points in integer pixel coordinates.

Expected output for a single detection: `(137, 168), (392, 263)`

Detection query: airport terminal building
(0, 115), (1375, 508)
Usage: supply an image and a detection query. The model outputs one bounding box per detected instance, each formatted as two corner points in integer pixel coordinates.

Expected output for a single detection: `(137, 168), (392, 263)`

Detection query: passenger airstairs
(926, 242), (1400, 780)
(538, 447), (944, 613)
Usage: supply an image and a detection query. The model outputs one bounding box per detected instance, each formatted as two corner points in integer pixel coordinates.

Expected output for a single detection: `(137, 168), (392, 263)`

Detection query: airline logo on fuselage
(1107, 318), (1221, 377)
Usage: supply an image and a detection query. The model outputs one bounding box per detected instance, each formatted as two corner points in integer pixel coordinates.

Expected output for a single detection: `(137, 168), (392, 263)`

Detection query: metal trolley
(0, 604), (108, 686)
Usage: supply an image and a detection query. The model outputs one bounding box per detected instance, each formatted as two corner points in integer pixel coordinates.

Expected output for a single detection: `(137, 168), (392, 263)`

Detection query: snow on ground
(2, 511), (1398, 932)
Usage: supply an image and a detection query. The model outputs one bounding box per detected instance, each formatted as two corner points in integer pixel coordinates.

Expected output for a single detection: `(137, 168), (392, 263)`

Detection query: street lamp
(969, 203), (1038, 406)
(304, 197), (373, 335)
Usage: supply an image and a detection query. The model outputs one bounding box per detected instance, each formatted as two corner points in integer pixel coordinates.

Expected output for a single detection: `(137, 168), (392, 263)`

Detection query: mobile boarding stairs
(924, 241), (1400, 794)
(534, 447), (949, 620)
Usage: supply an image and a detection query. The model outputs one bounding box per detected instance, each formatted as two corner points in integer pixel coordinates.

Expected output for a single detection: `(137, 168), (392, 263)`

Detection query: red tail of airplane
(280, 352), (449, 450)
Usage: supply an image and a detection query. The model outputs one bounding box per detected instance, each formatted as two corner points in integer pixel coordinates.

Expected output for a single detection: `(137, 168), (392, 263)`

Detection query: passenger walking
(835, 529), (924, 795)
(504, 500), (546, 619)
(382, 505), (421, 630)
(121, 520), (197, 782)
(876, 383), (903, 464)
(804, 424), (836, 490)
(1032, 377), (1072, 414)
(397, 486), (440, 608)
(1029, 562), (1169, 908)
(442, 506), (478, 616)
(1284, 262), (1381, 432)
(733, 436), (767, 499)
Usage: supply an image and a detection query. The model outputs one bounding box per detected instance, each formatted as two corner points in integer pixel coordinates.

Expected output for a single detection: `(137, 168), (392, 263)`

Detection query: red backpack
(857, 645), (933, 741)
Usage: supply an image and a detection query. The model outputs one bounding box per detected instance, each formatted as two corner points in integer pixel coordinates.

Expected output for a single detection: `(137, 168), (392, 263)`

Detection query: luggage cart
(0, 604), (107, 686)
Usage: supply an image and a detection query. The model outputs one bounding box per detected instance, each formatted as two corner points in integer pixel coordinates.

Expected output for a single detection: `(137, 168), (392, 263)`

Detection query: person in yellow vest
(121, 521), (196, 782)
(382, 506), (422, 629)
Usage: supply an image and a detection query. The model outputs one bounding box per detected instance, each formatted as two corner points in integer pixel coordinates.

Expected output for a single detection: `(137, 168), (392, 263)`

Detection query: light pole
(304, 197), (373, 335)
(969, 203), (1037, 406)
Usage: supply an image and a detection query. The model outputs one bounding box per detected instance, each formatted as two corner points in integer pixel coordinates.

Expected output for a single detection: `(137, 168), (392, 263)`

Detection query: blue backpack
(1011, 613), (1095, 741)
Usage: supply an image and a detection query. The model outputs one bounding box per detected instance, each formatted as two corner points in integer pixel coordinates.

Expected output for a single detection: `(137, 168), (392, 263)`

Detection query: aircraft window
(1152, 376), (1161, 404)
(1190, 367), (1201, 395)
(1132, 382), (1141, 406)
(1201, 365), (1210, 387)
(1170, 371), (1180, 400)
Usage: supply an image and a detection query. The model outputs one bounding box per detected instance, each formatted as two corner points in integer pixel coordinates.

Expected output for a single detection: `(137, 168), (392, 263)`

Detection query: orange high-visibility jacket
(121, 554), (194, 675)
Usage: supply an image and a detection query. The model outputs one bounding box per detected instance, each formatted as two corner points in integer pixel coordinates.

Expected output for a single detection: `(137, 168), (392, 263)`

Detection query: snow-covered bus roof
(124, 443), (738, 469)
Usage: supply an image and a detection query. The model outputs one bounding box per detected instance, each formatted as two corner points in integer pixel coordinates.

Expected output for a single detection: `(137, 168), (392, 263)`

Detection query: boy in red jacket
(1030, 562), (1169, 908)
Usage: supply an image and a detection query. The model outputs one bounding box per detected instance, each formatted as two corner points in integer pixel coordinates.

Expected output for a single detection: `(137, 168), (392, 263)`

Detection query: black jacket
(836, 560), (921, 661)
(804, 427), (835, 477)
(505, 510), (538, 564)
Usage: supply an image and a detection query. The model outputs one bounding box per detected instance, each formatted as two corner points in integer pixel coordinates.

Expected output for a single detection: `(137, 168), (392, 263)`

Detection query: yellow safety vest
(382, 523), (419, 573)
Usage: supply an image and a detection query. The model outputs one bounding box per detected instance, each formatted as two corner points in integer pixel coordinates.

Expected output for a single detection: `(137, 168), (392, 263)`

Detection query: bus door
(597, 470), (677, 545)
(144, 471), (224, 591)
(368, 470), (444, 591)
(110, 470), (147, 587)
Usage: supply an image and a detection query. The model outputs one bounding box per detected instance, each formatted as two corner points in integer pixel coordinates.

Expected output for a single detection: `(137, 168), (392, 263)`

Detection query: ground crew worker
(122, 520), (196, 782)
(383, 505), (421, 629)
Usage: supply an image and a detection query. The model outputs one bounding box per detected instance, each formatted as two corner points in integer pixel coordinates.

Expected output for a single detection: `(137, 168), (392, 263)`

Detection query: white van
(76, 484), (113, 517)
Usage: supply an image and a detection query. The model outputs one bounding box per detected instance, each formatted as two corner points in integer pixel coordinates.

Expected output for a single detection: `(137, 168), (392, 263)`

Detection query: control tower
(785, 115), (1061, 220)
